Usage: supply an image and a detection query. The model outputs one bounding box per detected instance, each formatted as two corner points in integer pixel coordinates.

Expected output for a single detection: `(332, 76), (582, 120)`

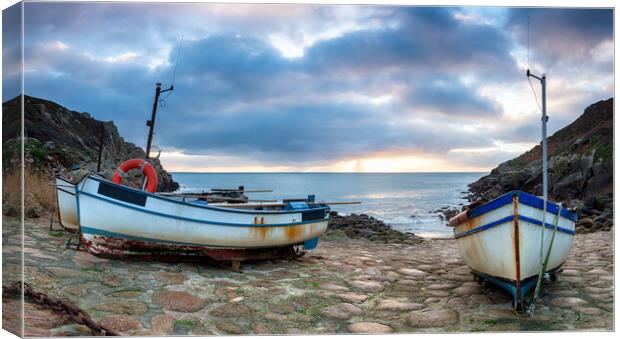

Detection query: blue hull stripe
(80, 226), (300, 249)
(468, 194), (513, 218)
(517, 192), (578, 221)
(468, 191), (578, 222)
(454, 214), (575, 238)
(84, 176), (328, 215)
(79, 191), (329, 228)
(454, 215), (514, 239)
(517, 215), (576, 235)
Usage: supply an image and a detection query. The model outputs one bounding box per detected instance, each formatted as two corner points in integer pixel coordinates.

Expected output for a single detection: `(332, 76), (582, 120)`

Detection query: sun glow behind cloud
(161, 151), (491, 173)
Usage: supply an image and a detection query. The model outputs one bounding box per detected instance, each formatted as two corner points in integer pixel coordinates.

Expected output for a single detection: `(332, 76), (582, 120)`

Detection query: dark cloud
(404, 76), (501, 117)
(156, 100), (496, 165)
(2, 3), (22, 100)
(8, 3), (613, 170)
(507, 8), (613, 67)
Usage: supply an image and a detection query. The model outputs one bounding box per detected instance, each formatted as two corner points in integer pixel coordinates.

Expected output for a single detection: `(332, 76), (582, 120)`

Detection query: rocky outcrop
(468, 98), (613, 233)
(326, 212), (423, 244)
(2, 95), (179, 192)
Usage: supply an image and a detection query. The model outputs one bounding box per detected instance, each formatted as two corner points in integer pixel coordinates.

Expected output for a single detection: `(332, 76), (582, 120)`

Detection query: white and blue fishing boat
(449, 191), (577, 309)
(56, 174), (331, 263)
(55, 176), (79, 231)
(450, 69), (578, 312)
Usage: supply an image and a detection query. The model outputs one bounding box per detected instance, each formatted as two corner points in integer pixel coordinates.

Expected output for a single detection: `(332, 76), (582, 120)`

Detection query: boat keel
(80, 234), (307, 264)
(471, 266), (563, 311)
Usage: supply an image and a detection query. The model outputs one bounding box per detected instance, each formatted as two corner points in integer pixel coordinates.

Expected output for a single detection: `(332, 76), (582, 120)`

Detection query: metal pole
(145, 82), (162, 161)
(540, 74), (548, 264)
(528, 69), (548, 266)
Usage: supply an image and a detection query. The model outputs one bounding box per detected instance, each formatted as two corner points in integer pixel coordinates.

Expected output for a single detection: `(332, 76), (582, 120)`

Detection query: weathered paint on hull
(454, 202), (517, 280)
(55, 177), (79, 231)
(80, 234), (303, 262)
(451, 191), (576, 308)
(76, 176), (330, 256)
(454, 199), (575, 281)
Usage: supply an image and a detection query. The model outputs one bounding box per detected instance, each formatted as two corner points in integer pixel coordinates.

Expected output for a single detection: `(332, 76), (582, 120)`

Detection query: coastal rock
(348, 322), (393, 333)
(153, 291), (205, 312)
(2, 95), (179, 192)
(466, 98), (613, 234)
(326, 212), (424, 244)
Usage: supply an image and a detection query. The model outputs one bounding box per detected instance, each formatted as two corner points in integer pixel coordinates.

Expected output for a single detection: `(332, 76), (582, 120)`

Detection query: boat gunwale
(78, 189), (330, 227)
(56, 175), (76, 185)
(467, 191), (578, 221)
(453, 214), (575, 239)
(81, 175), (330, 216)
(57, 186), (76, 196)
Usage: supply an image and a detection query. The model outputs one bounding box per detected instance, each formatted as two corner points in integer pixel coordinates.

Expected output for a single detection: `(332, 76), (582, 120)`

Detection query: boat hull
(451, 191), (577, 308)
(55, 177), (79, 231)
(76, 176), (330, 259)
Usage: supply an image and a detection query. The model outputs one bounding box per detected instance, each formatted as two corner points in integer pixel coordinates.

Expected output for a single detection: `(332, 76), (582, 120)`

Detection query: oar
(157, 190), (272, 196)
(209, 201), (361, 207)
(211, 188), (273, 193)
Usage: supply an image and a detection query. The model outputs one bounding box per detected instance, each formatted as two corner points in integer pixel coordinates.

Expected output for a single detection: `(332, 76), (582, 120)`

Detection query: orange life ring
(112, 159), (158, 193)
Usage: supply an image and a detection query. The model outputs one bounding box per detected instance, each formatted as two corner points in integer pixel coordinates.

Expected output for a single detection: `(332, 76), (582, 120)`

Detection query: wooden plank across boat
(55, 175), (331, 262)
(448, 191), (577, 309)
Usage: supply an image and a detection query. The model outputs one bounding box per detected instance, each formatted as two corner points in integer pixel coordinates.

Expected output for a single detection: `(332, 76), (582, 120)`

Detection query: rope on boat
(527, 203), (563, 316)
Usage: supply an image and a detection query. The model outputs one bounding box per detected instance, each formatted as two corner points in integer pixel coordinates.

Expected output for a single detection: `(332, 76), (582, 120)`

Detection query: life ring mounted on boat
(112, 159), (158, 193)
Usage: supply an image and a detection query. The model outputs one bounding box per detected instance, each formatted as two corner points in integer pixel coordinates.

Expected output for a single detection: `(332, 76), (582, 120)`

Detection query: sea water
(171, 172), (484, 238)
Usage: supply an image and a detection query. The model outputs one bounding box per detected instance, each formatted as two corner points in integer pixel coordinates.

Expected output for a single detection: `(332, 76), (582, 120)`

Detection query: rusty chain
(2, 281), (119, 336)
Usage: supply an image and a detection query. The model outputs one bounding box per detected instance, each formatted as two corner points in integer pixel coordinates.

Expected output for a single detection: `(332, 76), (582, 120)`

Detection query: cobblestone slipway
(2, 215), (613, 336)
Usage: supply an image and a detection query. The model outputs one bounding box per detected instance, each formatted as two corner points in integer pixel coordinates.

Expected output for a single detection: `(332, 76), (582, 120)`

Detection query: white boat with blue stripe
(72, 175), (330, 261)
(449, 191), (577, 309)
(55, 176), (80, 231)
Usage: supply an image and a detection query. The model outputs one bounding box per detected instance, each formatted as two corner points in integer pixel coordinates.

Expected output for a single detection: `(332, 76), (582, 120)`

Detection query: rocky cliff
(2, 95), (179, 192)
(468, 98), (613, 233)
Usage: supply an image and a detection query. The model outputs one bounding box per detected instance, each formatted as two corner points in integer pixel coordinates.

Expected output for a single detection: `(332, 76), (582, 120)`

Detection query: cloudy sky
(3, 2), (614, 172)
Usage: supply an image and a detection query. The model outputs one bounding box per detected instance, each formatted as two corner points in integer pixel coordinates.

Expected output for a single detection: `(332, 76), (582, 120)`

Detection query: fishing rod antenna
(158, 35), (184, 107)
